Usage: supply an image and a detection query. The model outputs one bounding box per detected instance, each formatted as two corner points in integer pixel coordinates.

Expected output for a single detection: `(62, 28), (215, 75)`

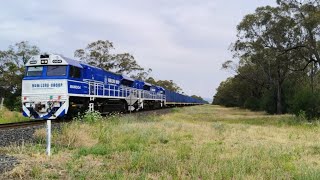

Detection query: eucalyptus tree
(74, 40), (145, 76)
(277, 0), (320, 64)
(232, 5), (305, 114)
(144, 77), (182, 92)
(0, 41), (40, 110)
(74, 40), (115, 70)
(113, 53), (144, 74)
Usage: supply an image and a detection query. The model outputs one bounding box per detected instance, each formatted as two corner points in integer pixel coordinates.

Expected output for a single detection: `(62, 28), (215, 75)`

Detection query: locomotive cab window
(47, 65), (67, 76)
(143, 85), (151, 91)
(69, 66), (82, 78)
(121, 80), (133, 87)
(26, 66), (43, 76)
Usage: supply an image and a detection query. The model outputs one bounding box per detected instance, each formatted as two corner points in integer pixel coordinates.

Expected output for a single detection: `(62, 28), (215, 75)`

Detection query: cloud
(0, 0), (276, 98)
(0, 20), (63, 40)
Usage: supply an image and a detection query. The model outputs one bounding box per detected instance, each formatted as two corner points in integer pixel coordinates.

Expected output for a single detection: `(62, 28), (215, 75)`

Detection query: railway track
(0, 120), (47, 130)
(0, 108), (174, 130)
(0, 120), (64, 148)
(0, 119), (69, 130)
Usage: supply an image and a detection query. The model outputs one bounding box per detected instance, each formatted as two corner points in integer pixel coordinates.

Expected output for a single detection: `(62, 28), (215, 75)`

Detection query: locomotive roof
(26, 54), (83, 68)
(121, 75), (135, 82)
(26, 54), (159, 88)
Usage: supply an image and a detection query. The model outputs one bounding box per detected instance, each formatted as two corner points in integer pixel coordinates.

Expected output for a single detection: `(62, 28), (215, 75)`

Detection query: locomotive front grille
(35, 103), (46, 113)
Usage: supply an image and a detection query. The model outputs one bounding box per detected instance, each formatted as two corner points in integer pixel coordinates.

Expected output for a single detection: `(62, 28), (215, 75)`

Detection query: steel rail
(0, 119), (66, 130)
(0, 107), (177, 130)
(0, 120), (48, 130)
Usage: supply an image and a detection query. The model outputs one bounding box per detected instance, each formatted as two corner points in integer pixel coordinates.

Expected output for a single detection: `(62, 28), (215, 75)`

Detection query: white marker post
(46, 120), (51, 156)
(0, 98), (4, 110)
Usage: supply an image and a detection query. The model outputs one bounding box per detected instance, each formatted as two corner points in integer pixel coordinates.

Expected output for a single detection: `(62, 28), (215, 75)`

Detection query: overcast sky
(0, 0), (276, 100)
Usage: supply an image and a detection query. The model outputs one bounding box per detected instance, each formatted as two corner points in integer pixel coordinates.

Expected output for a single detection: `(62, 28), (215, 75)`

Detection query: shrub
(74, 110), (103, 124)
(289, 88), (320, 120)
(243, 97), (260, 111)
(259, 89), (277, 114)
(4, 95), (22, 111)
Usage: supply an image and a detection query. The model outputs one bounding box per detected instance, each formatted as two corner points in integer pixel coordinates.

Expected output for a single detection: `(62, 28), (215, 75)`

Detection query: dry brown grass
(34, 123), (99, 149)
(53, 122), (98, 148)
(33, 128), (47, 143)
(2, 105), (320, 179)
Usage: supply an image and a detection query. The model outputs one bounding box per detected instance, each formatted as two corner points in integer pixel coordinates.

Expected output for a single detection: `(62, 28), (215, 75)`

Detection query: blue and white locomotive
(22, 54), (205, 119)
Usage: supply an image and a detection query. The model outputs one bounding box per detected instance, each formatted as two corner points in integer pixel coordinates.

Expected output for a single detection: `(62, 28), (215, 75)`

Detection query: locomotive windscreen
(47, 66), (67, 76)
(26, 66), (43, 76)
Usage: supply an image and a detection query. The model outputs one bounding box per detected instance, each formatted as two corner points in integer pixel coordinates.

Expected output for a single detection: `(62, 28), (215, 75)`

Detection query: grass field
(2, 105), (320, 179)
(0, 108), (28, 124)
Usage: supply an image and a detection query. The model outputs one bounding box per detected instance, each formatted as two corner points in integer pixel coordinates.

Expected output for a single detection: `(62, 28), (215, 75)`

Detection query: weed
(30, 165), (42, 178)
(33, 128), (47, 143)
(82, 110), (104, 123)
(212, 122), (227, 135)
(177, 144), (192, 160)
(309, 145), (320, 155)
(78, 144), (111, 157)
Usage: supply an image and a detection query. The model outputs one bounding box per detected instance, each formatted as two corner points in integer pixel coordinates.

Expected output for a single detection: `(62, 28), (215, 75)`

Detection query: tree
(14, 41), (40, 64)
(232, 5), (306, 114)
(145, 78), (182, 92)
(74, 40), (144, 75)
(113, 53), (144, 74)
(0, 41), (40, 110)
(277, 0), (320, 66)
(215, 1), (320, 118)
(130, 68), (153, 81)
(213, 77), (241, 107)
(191, 95), (205, 101)
(74, 40), (115, 70)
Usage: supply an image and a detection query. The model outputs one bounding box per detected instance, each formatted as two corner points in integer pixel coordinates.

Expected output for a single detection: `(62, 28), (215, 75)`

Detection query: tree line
(213, 0), (320, 119)
(0, 40), (203, 110)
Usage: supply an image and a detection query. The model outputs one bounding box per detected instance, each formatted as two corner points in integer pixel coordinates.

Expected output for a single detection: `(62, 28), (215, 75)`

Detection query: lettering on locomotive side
(70, 85), (81, 89)
(32, 83), (63, 88)
(108, 78), (116, 84)
(107, 78), (120, 84)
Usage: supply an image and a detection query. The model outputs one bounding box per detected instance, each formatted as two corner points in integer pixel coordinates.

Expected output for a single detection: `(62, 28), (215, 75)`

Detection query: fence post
(0, 98), (4, 110)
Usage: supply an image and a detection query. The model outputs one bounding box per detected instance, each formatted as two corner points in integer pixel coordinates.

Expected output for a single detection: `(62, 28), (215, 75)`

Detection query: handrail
(85, 80), (165, 100)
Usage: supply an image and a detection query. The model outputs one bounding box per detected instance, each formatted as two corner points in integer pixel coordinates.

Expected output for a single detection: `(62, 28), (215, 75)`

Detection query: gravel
(0, 123), (62, 147)
(0, 123), (62, 174)
(0, 155), (18, 174)
(0, 126), (41, 147)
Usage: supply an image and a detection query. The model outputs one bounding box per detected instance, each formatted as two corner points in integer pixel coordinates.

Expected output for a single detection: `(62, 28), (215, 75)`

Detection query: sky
(0, 0), (277, 100)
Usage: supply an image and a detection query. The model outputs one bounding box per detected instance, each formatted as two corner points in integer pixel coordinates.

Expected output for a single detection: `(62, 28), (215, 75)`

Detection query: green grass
(2, 105), (320, 179)
(0, 108), (28, 124)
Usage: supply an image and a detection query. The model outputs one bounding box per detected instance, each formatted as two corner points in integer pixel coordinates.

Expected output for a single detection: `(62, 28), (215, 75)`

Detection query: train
(21, 54), (206, 119)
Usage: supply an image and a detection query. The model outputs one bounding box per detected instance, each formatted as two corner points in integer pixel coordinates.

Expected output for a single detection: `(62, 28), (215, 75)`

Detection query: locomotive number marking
(70, 85), (81, 89)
